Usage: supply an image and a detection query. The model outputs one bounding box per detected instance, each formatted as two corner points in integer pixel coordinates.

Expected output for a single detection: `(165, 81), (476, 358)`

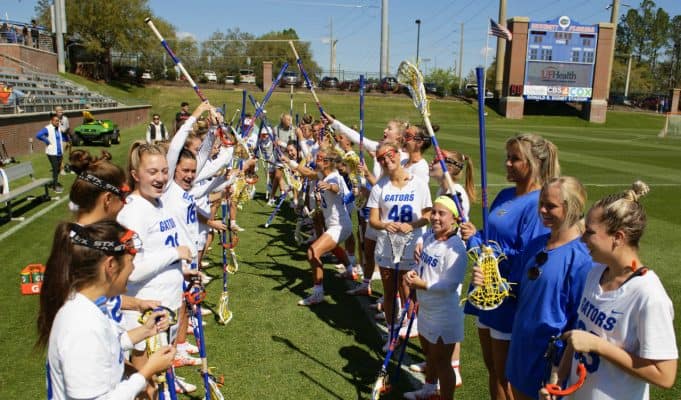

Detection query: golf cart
(72, 111), (120, 147)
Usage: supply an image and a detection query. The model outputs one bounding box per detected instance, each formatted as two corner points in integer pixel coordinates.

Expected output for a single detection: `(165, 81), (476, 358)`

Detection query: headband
(434, 195), (461, 220)
(77, 173), (130, 198)
(69, 224), (141, 255)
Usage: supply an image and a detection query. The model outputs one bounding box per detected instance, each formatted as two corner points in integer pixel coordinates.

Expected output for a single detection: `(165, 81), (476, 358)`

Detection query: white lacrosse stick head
(388, 231), (413, 264)
(397, 60), (429, 118)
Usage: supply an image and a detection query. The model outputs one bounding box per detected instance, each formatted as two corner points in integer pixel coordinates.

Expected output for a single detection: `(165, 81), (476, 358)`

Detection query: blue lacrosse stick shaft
(145, 18), (207, 103)
(475, 67), (489, 244)
(359, 74), (365, 166)
(265, 190), (289, 228)
(240, 63), (289, 139)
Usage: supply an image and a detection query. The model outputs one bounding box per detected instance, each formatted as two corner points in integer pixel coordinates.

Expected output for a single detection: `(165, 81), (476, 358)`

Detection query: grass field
(1, 79), (680, 399)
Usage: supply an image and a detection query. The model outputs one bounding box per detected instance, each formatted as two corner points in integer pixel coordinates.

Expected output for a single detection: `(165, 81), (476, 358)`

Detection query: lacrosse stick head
(371, 374), (391, 400)
(226, 249), (238, 274)
(217, 291), (233, 325)
(388, 231), (413, 265)
(397, 60), (429, 118)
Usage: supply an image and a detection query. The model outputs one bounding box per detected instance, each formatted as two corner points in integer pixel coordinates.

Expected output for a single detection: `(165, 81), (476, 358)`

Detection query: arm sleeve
(638, 283), (679, 360)
(426, 249), (467, 293)
(145, 125), (151, 144)
(166, 116), (197, 188)
(195, 128), (216, 172)
(330, 119), (379, 152)
(195, 147), (234, 182)
(36, 127), (50, 144)
(191, 175), (228, 198)
(564, 256), (591, 331)
(62, 116), (70, 132)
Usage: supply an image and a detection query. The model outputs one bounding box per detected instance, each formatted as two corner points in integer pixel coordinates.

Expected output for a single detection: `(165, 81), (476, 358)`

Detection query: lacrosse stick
(371, 231), (413, 399)
(543, 336), (587, 396)
(265, 189), (290, 228)
(240, 63), (289, 140)
(184, 262), (221, 400)
(218, 199), (234, 325)
(393, 263), (425, 384)
(459, 67), (512, 310)
(397, 61), (466, 221)
(288, 41), (324, 116)
(138, 307), (178, 400)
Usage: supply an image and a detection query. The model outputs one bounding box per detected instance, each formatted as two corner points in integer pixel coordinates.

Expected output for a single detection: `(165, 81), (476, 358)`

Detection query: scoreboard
(523, 16), (598, 102)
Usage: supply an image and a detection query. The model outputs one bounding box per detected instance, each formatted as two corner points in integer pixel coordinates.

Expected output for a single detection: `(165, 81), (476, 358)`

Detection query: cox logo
(569, 87), (592, 97)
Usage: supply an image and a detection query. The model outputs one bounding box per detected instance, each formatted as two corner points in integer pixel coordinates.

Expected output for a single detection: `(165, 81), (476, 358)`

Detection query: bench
(0, 162), (52, 220)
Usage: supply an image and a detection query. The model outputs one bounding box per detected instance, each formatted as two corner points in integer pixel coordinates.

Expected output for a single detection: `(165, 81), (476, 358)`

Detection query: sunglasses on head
(527, 251), (548, 280)
(403, 132), (423, 142)
(376, 150), (396, 163)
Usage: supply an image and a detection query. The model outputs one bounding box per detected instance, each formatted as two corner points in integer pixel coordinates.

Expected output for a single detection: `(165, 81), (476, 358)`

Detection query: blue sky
(5, 0), (681, 77)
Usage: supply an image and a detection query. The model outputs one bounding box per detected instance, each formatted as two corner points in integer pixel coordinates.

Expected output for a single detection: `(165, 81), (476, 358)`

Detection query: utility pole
(494, 0), (507, 96)
(606, 0), (620, 99)
(380, 0), (389, 78)
(415, 19), (421, 66)
(458, 23), (464, 91)
(53, 0), (66, 73)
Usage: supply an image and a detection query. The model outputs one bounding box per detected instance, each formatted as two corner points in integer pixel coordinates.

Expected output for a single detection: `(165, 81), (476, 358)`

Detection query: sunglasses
(527, 251), (548, 280)
(376, 150), (396, 163)
(403, 133), (423, 142)
(316, 155), (335, 163)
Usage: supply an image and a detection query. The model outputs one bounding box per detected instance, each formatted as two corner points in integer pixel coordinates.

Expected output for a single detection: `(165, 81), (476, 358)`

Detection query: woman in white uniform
(542, 181), (678, 400)
(367, 141), (432, 350)
(38, 221), (175, 400)
(403, 196), (467, 400)
(286, 145), (353, 306)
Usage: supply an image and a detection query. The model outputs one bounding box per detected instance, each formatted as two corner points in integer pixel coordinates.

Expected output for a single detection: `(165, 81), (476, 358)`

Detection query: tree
(35, 0), (176, 80)
(426, 68), (458, 96)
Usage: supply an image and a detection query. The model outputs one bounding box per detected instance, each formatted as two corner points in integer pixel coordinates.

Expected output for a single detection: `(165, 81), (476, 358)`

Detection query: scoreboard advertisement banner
(523, 16), (598, 102)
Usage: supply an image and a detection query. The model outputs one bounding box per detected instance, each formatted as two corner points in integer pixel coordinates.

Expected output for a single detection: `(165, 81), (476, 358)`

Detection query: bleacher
(0, 67), (119, 114)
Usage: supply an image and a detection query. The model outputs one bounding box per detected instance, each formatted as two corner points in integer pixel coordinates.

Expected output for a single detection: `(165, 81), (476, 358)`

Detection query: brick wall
(0, 44), (58, 74)
(0, 105), (151, 157)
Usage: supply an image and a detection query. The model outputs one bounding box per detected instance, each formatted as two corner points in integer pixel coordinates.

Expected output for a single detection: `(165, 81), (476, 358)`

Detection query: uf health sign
(523, 16), (598, 102)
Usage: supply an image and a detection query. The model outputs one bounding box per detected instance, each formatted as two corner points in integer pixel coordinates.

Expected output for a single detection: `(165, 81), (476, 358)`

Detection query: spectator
(55, 106), (71, 174)
(146, 113), (168, 143)
(21, 24), (29, 46)
(30, 20), (39, 49)
(0, 23), (9, 43)
(36, 113), (65, 193)
(0, 82), (10, 106)
(175, 102), (190, 133)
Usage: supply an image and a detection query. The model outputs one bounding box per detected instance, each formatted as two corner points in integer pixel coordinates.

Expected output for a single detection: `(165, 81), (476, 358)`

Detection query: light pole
(415, 19), (421, 66)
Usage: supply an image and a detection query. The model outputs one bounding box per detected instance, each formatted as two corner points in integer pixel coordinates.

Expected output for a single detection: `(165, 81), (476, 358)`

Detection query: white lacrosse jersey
(568, 264), (678, 400)
(47, 293), (145, 399)
(117, 194), (183, 311)
(367, 174), (432, 268)
(402, 158), (430, 184)
(416, 232), (467, 344)
(319, 170), (352, 228)
(162, 180), (199, 257)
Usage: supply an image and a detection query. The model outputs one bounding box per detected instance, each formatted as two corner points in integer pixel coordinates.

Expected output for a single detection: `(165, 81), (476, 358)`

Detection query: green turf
(1, 82), (680, 399)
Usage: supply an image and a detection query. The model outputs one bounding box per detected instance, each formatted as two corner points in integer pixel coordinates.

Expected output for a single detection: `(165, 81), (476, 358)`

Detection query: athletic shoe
(346, 285), (372, 296)
(297, 291), (325, 306)
(176, 342), (199, 355)
(201, 307), (212, 316)
(334, 263), (347, 273)
(353, 265), (364, 280)
(54, 184), (64, 194)
(175, 375), (197, 393)
(231, 223), (245, 232)
(409, 362), (427, 373)
(60, 170), (66, 176)
(403, 385), (439, 400)
(200, 261), (210, 268)
(173, 352), (201, 368)
(200, 272), (212, 284)
(399, 317), (419, 339)
(267, 198), (276, 206)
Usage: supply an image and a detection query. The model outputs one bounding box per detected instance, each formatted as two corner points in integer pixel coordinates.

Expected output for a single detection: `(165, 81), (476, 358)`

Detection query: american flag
(490, 19), (512, 41)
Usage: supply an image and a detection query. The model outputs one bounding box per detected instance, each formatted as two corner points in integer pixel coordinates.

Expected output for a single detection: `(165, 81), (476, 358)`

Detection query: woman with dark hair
(37, 221), (175, 399)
